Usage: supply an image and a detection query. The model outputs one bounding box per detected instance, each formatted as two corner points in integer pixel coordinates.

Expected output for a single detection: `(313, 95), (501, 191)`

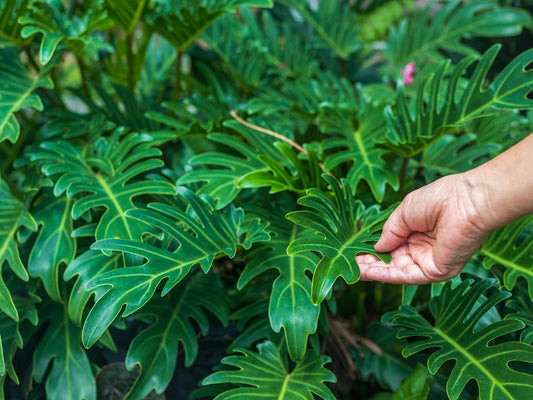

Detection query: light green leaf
(385, 279), (533, 400)
(391, 364), (432, 400)
(202, 340), (336, 399)
(481, 216), (533, 301)
(381, 45), (533, 157)
(28, 191), (75, 302)
(0, 47), (53, 144)
(73, 188), (269, 347)
(287, 174), (392, 304)
(124, 273), (229, 400)
(33, 301), (96, 400)
(238, 221), (320, 361)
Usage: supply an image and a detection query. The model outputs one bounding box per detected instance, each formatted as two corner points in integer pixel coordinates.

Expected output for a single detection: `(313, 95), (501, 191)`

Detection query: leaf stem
(76, 57), (91, 96)
(126, 33), (135, 92)
(171, 50), (183, 103)
(398, 156), (410, 194)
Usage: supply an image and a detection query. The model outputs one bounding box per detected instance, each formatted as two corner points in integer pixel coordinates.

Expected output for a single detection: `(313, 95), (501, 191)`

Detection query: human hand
(356, 174), (491, 285)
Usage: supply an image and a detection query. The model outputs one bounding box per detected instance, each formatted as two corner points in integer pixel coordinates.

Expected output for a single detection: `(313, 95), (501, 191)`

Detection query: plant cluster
(2, 0), (533, 399)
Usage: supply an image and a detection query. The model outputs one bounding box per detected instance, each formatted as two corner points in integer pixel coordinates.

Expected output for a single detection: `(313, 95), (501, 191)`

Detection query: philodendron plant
(2, 0), (533, 399)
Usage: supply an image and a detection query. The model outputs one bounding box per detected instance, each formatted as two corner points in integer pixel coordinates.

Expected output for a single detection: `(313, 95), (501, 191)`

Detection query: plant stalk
(171, 50), (183, 103)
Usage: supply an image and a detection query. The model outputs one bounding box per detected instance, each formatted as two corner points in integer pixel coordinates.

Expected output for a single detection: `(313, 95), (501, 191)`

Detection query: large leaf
(202, 340), (336, 399)
(385, 279), (533, 400)
(0, 47), (53, 144)
(105, 0), (147, 33)
(385, 0), (532, 67)
(0, 180), (36, 321)
(481, 216), (533, 301)
(149, 0), (273, 51)
(238, 219), (320, 361)
(381, 45), (533, 157)
(33, 300), (96, 400)
(69, 188), (269, 347)
(124, 273), (229, 400)
(28, 191), (75, 302)
(286, 174), (392, 304)
(29, 128), (176, 242)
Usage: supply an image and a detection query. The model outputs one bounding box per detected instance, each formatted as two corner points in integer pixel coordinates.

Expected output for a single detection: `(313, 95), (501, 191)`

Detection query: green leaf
(238, 221), (320, 361)
(33, 301), (96, 400)
(0, 180), (36, 321)
(124, 273), (229, 400)
(73, 188), (269, 347)
(386, 0), (533, 67)
(0, 0), (32, 45)
(385, 279), (533, 400)
(278, 0), (360, 59)
(420, 134), (499, 183)
(149, 0), (273, 51)
(105, 0), (147, 33)
(286, 174), (392, 304)
(481, 216), (533, 301)
(202, 340), (336, 399)
(29, 128), (176, 242)
(392, 364), (433, 400)
(28, 191), (75, 302)
(381, 45), (533, 157)
(321, 100), (399, 202)
(0, 47), (53, 144)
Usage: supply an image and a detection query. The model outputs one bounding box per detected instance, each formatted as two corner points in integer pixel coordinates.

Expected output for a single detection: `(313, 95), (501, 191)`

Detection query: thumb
(374, 206), (411, 253)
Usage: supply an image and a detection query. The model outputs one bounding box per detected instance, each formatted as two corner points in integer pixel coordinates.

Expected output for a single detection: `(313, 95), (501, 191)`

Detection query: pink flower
(400, 61), (416, 85)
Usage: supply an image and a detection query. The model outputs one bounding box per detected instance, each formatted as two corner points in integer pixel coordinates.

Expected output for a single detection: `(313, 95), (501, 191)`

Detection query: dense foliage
(1, 0), (533, 399)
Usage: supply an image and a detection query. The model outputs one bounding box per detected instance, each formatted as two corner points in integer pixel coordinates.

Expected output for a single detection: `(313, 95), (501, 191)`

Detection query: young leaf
(124, 273), (229, 400)
(287, 174), (392, 304)
(381, 45), (533, 157)
(0, 180), (36, 321)
(76, 188), (269, 347)
(0, 47), (53, 144)
(202, 340), (336, 399)
(33, 301), (96, 400)
(28, 191), (75, 302)
(481, 216), (533, 301)
(385, 279), (533, 400)
(238, 221), (320, 361)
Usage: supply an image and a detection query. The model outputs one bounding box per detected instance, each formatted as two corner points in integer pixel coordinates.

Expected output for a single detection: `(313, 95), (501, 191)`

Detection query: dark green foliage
(1, 1), (533, 399)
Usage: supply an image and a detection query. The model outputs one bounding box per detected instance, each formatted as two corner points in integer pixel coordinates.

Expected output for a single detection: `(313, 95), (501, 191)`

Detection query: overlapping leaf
(69, 188), (269, 347)
(385, 279), (533, 400)
(28, 191), (75, 302)
(0, 180), (35, 321)
(124, 273), (229, 400)
(33, 301), (96, 400)
(0, 0), (32, 45)
(381, 45), (533, 157)
(0, 47), (53, 144)
(481, 216), (533, 301)
(202, 340), (336, 399)
(29, 128), (176, 241)
(105, 0), (147, 33)
(238, 219), (320, 360)
(385, 0), (532, 67)
(287, 174), (392, 304)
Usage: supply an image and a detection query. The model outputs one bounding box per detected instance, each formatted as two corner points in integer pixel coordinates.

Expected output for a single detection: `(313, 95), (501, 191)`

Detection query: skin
(356, 133), (533, 285)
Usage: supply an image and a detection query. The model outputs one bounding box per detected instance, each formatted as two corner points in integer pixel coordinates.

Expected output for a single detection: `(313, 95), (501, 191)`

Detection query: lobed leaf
(385, 279), (533, 400)
(287, 174), (392, 304)
(202, 340), (336, 399)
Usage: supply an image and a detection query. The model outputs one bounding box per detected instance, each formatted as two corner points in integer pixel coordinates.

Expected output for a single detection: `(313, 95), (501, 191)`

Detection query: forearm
(463, 133), (533, 231)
